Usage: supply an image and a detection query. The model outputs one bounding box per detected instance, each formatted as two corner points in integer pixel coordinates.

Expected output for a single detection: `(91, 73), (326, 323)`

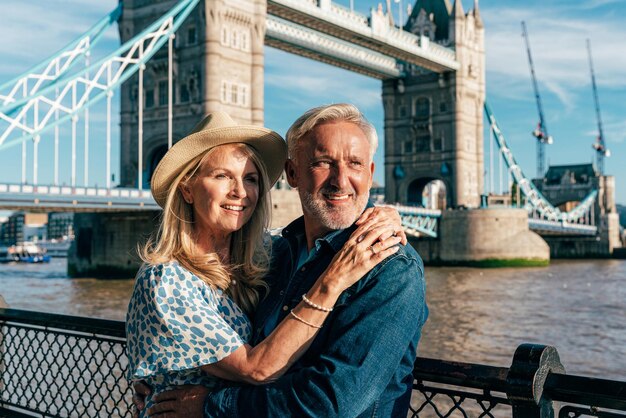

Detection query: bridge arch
(406, 177), (448, 209)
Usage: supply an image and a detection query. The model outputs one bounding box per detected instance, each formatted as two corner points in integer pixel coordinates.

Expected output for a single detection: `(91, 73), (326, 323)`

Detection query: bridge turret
(473, 0), (483, 28)
(451, 0), (464, 19)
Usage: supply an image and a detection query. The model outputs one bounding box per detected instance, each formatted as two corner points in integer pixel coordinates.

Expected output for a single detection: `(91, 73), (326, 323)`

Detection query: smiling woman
(178, 144), (263, 259)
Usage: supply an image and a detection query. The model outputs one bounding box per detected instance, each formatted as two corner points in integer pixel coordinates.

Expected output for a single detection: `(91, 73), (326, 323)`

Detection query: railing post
(506, 344), (565, 418)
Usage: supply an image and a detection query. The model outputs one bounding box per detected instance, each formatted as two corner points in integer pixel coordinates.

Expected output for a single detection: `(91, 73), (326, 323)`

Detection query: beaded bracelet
(302, 294), (334, 312)
(290, 310), (323, 329)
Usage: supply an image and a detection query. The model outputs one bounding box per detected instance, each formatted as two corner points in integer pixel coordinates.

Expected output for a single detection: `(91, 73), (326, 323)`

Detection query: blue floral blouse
(126, 261), (251, 413)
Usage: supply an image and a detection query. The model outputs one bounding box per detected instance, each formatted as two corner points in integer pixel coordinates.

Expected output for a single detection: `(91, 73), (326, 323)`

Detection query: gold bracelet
(289, 310), (323, 329)
(302, 294), (334, 312)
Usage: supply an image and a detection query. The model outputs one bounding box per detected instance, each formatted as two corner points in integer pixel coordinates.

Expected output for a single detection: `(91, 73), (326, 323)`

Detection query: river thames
(1, 257), (625, 381)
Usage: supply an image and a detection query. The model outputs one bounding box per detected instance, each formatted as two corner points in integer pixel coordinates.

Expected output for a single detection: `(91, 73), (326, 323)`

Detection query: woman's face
(181, 144), (260, 239)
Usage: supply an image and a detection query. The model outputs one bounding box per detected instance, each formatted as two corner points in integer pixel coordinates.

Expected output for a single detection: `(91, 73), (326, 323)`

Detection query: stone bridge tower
(383, 0), (485, 208)
(118, 0), (266, 188)
(533, 164), (622, 257)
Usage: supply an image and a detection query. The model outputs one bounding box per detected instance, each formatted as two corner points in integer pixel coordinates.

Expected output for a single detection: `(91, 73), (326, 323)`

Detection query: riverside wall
(412, 208), (550, 266)
(67, 189), (303, 278)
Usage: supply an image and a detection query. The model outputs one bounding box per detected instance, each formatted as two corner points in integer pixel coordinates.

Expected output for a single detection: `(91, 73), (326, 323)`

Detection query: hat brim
(151, 125), (287, 208)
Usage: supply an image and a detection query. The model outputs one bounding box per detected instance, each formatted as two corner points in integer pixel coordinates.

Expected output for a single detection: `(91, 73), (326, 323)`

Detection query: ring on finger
(367, 245), (376, 255)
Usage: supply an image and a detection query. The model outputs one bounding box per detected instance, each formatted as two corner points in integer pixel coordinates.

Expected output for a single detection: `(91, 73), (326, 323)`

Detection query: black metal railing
(409, 344), (626, 418)
(0, 309), (131, 417)
(1, 308), (625, 418)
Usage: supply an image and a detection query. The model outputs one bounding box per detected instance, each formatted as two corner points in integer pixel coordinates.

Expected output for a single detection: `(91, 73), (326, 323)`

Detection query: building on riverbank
(0, 212), (47, 245)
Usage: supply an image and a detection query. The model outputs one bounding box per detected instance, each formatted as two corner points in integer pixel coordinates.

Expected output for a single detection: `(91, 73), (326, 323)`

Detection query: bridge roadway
(0, 182), (597, 237)
(265, 15), (401, 79)
(0, 183), (155, 212)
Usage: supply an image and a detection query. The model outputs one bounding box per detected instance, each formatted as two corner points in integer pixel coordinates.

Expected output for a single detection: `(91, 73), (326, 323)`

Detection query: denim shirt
(204, 215), (429, 418)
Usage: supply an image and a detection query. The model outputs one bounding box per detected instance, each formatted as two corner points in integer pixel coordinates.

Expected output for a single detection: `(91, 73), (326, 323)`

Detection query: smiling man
(142, 103), (428, 418)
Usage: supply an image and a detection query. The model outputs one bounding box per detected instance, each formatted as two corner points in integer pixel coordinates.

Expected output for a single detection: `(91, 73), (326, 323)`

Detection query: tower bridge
(0, 0), (622, 276)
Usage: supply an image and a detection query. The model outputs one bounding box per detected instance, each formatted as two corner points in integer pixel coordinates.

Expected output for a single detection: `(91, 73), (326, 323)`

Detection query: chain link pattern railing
(409, 383), (512, 417)
(0, 309), (131, 417)
(2, 308), (626, 418)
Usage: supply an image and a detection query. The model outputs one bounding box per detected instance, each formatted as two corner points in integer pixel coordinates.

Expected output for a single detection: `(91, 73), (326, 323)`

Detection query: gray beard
(299, 188), (369, 231)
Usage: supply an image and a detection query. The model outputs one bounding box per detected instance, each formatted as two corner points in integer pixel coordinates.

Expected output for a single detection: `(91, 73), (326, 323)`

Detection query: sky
(0, 0), (624, 204)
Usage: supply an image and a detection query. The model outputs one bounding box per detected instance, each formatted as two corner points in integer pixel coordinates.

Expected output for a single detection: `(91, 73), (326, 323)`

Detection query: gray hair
(286, 103), (378, 162)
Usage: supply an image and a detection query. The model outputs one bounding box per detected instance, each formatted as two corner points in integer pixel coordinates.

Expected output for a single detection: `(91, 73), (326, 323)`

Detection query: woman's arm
(200, 222), (402, 385)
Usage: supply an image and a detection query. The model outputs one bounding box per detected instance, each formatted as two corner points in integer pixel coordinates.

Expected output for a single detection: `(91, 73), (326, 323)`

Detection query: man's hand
(146, 385), (210, 418)
(132, 381), (152, 418)
(355, 206), (408, 245)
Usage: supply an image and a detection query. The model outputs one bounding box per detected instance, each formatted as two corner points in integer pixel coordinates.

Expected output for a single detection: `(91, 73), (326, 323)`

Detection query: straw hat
(151, 111), (286, 208)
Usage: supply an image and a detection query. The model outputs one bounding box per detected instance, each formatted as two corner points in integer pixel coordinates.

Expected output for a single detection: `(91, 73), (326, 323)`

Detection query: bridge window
(415, 98), (430, 118)
(220, 26), (251, 51)
(241, 31), (249, 51)
(180, 83), (190, 103)
(439, 101), (447, 113)
(158, 81), (168, 106)
(187, 26), (197, 45)
(434, 132), (443, 151)
(221, 81), (228, 103)
(404, 140), (413, 154)
(220, 81), (249, 107)
(232, 30), (239, 49)
(221, 27), (230, 46)
(238, 85), (248, 107)
(131, 87), (138, 105)
(145, 89), (154, 109)
(411, 98), (431, 153)
(231, 84), (238, 103)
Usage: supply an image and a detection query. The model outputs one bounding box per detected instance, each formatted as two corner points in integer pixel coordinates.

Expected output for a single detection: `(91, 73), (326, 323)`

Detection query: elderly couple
(126, 103), (428, 417)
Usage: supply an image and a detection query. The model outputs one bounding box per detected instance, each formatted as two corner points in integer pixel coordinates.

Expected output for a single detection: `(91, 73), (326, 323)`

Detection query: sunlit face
(180, 144), (260, 239)
(286, 121), (374, 237)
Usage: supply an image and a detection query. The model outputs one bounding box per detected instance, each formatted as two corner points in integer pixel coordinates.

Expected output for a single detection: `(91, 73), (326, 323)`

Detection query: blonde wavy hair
(141, 144), (271, 315)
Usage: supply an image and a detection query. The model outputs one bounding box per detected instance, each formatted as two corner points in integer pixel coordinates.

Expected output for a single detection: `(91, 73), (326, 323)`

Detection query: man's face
(286, 121), (374, 235)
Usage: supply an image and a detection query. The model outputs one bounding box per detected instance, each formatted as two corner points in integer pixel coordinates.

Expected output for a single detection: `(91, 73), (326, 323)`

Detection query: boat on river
(2, 243), (51, 263)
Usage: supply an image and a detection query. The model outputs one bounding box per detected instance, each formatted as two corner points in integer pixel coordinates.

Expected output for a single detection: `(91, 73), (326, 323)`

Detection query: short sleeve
(126, 263), (245, 379)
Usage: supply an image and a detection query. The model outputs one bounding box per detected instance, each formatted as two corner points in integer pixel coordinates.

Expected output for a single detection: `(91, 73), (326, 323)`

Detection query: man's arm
(205, 251), (427, 418)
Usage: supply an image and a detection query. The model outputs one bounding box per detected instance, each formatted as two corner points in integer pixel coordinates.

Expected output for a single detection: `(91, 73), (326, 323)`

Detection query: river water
(1, 258), (625, 381)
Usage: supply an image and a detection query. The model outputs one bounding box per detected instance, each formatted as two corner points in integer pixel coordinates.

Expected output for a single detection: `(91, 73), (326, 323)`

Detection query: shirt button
(279, 290), (285, 296)
(301, 266), (307, 272)
(282, 305), (289, 311)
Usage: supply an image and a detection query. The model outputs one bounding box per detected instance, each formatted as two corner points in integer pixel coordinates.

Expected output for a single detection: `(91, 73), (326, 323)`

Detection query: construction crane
(521, 21), (553, 179)
(586, 39), (610, 175)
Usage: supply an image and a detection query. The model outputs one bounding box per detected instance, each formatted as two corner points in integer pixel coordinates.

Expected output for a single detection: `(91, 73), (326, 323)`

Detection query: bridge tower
(534, 165), (622, 257)
(69, 0), (269, 278)
(383, 0), (485, 208)
(118, 0), (266, 188)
